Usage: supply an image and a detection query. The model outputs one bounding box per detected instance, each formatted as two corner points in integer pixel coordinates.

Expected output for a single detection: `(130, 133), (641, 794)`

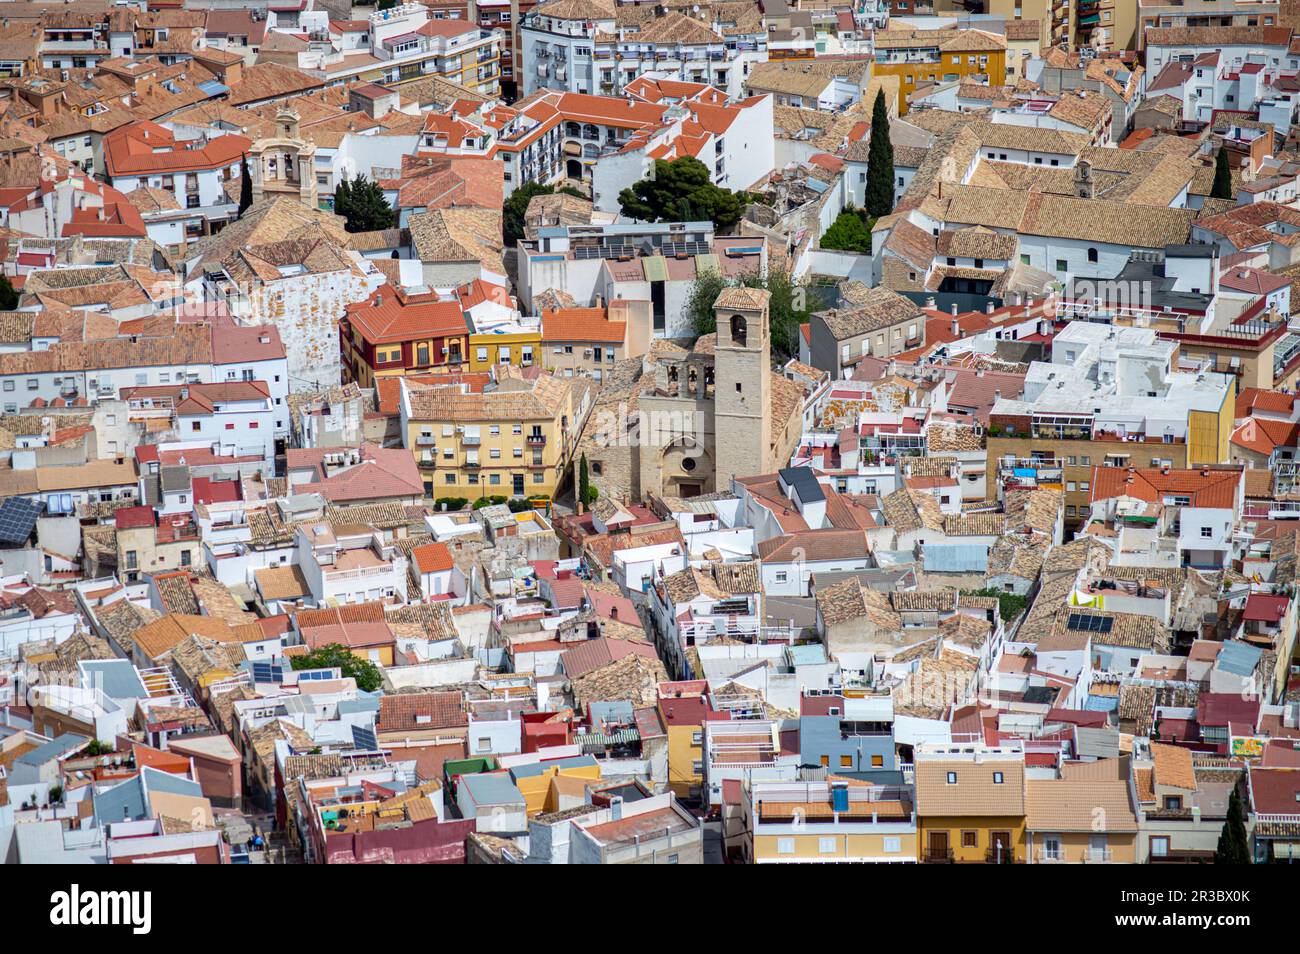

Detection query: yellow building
(402, 367), (591, 501)
(659, 694), (714, 802)
(1025, 768), (1139, 863)
(467, 324), (543, 373)
(986, 374), (1235, 525)
(514, 761), (602, 815)
(915, 747), (1026, 863)
(871, 28), (1007, 114)
(744, 778), (919, 863)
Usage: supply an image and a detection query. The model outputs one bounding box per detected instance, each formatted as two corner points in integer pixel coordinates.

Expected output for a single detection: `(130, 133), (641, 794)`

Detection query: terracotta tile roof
(1025, 777), (1137, 831)
(254, 565), (310, 601)
(541, 307), (626, 344)
(561, 637), (660, 680)
(757, 528), (870, 563)
(132, 613), (250, 662)
(344, 287), (468, 344)
(1151, 741), (1197, 791)
(378, 691), (467, 732)
(915, 757), (1025, 816)
(411, 541), (454, 574)
(1090, 465), (1241, 508)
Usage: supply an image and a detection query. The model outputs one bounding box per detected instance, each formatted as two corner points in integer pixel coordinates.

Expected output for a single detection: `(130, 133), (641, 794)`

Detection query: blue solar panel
(352, 725), (377, 751)
(0, 497), (41, 546)
(1067, 612), (1113, 634)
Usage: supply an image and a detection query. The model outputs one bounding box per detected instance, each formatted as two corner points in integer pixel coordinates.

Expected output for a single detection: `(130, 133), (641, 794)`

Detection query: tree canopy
(1214, 786), (1251, 863)
(503, 183), (587, 245)
(820, 208), (873, 254)
(864, 89), (896, 218)
(618, 156), (746, 233)
(685, 266), (813, 360)
(333, 173), (394, 233)
(1211, 147), (1234, 201)
(289, 643), (383, 692)
(238, 156), (253, 216)
(0, 273), (17, 311)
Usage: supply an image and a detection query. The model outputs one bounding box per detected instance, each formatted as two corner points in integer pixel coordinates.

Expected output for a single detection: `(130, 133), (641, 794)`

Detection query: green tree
(289, 642), (383, 692)
(683, 266), (811, 359)
(1215, 787), (1251, 863)
(961, 587), (1030, 623)
(239, 155), (253, 215)
(1211, 147), (1234, 201)
(820, 208), (872, 253)
(504, 182), (555, 246)
(864, 89), (896, 218)
(737, 266), (807, 358)
(685, 268), (730, 337)
(618, 156), (745, 233)
(0, 273), (17, 310)
(333, 173), (394, 233)
(579, 453), (590, 504)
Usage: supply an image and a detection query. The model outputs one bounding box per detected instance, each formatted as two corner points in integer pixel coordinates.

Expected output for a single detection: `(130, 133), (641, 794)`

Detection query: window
(961, 831), (978, 848)
(1150, 836), (1169, 858)
(774, 571), (787, 582)
(946, 771), (957, 784)
(1164, 795), (1183, 810)
(1086, 247), (1098, 263)
(993, 771), (1004, 784)
(871, 755), (883, 768)
(840, 755), (853, 767)
(1055, 259), (1068, 272)
(818, 837), (836, 854)
(776, 838), (795, 855)
(883, 837), (901, 854)
(1200, 527), (1212, 538)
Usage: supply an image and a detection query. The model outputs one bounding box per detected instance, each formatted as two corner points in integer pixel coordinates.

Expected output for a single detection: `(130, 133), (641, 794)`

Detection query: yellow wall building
(467, 326), (543, 373)
(871, 28), (1007, 114)
(1025, 772), (1140, 863)
(744, 779), (919, 863)
(402, 367), (591, 501)
(915, 749), (1027, 863)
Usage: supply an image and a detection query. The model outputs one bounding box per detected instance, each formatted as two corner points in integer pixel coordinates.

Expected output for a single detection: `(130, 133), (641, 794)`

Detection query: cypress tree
(1211, 147), (1234, 201)
(238, 155), (253, 215)
(864, 89), (896, 219)
(1214, 787), (1251, 863)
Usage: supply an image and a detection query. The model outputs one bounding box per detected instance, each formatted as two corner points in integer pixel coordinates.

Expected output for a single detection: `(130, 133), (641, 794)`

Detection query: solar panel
(0, 497), (41, 546)
(352, 724), (378, 751)
(1066, 613), (1114, 634)
(251, 660), (284, 683)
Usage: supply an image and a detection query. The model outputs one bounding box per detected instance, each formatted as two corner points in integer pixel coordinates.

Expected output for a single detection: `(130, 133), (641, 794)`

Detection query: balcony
(1035, 847), (1065, 863)
(416, 436), (437, 446)
(461, 433), (481, 445)
(923, 848), (954, 863)
(986, 847), (1019, 864)
(464, 458), (481, 469)
(525, 433), (546, 446)
(1084, 848), (1113, 863)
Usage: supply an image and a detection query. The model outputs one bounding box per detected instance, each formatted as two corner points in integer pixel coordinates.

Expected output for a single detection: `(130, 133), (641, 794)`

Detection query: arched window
(1087, 247), (1099, 263)
(729, 314), (747, 346)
